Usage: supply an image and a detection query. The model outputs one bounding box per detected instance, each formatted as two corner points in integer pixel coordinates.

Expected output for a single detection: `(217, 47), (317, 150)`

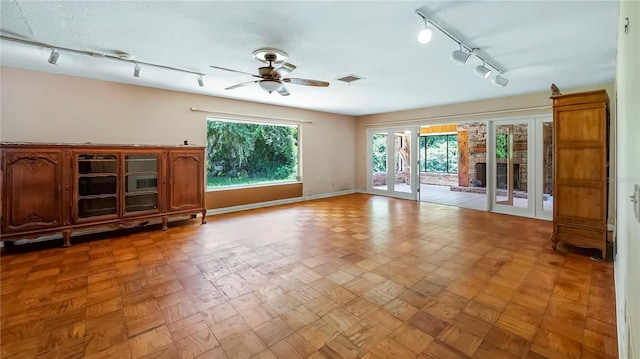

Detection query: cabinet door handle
(631, 195), (638, 204)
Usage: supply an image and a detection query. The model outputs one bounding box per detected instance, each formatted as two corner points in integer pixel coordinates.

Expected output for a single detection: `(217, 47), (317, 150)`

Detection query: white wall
(615, 1), (640, 357)
(0, 67), (357, 197)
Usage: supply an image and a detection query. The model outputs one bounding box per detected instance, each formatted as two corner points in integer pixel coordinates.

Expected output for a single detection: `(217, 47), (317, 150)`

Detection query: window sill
(206, 180), (302, 192)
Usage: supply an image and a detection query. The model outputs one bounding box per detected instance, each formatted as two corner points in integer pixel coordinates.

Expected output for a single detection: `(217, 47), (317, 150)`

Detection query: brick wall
(458, 122), (487, 187)
(420, 172), (458, 186)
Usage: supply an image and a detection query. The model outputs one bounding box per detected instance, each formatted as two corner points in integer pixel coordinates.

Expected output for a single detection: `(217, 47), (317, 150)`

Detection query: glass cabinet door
(77, 154), (119, 218)
(124, 154), (159, 214)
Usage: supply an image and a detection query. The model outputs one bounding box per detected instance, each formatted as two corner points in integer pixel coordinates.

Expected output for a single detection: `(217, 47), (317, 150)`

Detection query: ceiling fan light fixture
(492, 74), (509, 87)
(48, 48), (59, 64)
(259, 80), (282, 93)
(252, 47), (288, 64)
(474, 61), (492, 79)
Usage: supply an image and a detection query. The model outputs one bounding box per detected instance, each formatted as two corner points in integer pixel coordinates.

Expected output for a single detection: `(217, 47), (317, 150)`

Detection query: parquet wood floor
(1, 194), (617, 359)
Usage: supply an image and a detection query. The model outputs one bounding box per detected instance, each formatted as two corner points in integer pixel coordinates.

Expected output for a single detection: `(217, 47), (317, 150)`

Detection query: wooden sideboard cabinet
(1, 143), (207, 247)
(550, 90), (610, 259)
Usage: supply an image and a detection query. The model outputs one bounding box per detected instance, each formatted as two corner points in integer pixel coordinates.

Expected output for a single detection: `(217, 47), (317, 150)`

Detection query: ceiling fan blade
(210, 65), (260, 78)
(274, 62), (297, 77)
(277, 86), (290, 96)
(225, 80), (259, 90)
(283, 78), (330, 87)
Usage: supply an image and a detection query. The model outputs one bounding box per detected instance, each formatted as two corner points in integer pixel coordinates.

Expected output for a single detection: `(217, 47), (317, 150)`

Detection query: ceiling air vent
(337, 74), (363, 84)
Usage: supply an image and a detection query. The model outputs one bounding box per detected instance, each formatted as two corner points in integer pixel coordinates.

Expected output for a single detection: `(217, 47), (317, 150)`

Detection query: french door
(488, 117), (553, 219)
(367, 127), (418, 200)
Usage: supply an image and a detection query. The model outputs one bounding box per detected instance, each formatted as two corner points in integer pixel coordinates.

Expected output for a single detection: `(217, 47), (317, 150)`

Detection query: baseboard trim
(205, 190), (358, 216)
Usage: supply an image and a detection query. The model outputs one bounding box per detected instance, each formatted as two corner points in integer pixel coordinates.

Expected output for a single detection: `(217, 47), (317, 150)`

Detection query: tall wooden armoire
(550, 90), (610, 259)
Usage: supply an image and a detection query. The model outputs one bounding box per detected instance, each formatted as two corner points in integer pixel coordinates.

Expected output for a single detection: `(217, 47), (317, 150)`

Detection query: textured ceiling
(0, 1), (619, 116)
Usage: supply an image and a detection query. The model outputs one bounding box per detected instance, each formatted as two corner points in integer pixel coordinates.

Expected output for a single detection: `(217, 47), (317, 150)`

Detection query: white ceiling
(0, 1), (619, 116)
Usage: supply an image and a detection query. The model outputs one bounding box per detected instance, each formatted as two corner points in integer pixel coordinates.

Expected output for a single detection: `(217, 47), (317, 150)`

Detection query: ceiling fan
(210, 47), (329, 96)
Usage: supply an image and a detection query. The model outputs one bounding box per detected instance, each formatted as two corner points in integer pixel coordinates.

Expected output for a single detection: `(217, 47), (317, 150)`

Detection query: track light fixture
(417, 18), (433, 44)
(415, 8), (509, 87)
(1, 35), (211, 89)
(492, 73), (509, 87)
(197, 75), (204, 87)
(451, 45), (472, 65)
(48, 48), (59, 65)
(475, 61), (492, 79)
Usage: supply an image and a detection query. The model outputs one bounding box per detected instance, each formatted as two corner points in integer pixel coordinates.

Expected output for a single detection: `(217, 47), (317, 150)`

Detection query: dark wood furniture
(550, 90), (610, 259)
(1, 143), (207, 247)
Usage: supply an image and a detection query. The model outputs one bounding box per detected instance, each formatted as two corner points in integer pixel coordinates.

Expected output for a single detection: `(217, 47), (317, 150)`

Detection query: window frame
(205, 117), (301, 191)
(419, 133), (459, 174)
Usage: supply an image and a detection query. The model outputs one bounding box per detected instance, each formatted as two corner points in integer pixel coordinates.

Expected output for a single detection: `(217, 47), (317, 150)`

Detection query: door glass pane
(448, 135), (458, 173)
(394, 131), (411, 193)
(372, 133), (387, 190)
(79, 197), (117, 218)
(543, 122), (554, 212)
(78, 154), (117, 174)
(495, 124), (528, 208)
(126, 193), (158, 213)
(125, 154), (158, 212)
(78, 176), (117, 196)
(419, 137), (426, 172)
(125, 154), (158, 173)
(126, 175), (158, 192)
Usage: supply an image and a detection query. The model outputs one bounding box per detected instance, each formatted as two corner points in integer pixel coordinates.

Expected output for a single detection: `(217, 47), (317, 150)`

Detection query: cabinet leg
(162, 216), (169, 231)
(62, 230), (72, 248)
(201, 210), (207, 224)
(550, 233), (558, 251)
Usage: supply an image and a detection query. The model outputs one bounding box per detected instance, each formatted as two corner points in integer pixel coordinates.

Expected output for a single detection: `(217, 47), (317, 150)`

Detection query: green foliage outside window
(372, 134), (387, 173)
(496, 134), (508, 159)
(206, 121), (298, 188)
(420, 134), (458, 173)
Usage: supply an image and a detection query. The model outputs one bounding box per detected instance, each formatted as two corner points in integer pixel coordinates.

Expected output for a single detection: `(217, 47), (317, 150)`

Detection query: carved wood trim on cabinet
(1, 144), (207, 247)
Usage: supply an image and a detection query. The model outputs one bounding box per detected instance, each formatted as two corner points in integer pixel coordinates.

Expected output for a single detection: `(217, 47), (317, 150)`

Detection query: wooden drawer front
(554, 224), (605, 247)
(556, 148), (604, 182)
(556, 185), (605, 223)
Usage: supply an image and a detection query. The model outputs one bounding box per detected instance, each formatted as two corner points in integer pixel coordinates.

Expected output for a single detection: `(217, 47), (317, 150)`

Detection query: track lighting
(48, 48), (59, 65)
(197, 75), (204, 87)
(4, 35), (209, 88)
(415, 8), (508, 87)
(417, 19), (433, 44)
(474, 61), (492, 79)
(492, 74), (509, 87)
(451, 45), (471, 65)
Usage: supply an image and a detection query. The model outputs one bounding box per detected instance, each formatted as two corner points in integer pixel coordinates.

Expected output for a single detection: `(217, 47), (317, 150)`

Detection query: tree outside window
(206, 120), (299, 189)
(420, 134), (458, 173)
